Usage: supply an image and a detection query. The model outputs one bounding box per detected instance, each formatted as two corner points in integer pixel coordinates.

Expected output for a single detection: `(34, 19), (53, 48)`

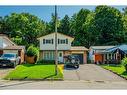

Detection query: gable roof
(105, 44), (127, 53)
(0, 34), (16, 46)
(90, 46), (115, 50)
(0, 34), (25, 50)
(37, 32), (74, 40)
(71, 46), (88, 51)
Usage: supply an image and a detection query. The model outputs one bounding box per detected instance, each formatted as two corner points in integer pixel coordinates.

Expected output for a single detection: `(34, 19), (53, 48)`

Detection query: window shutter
(58, 39), (60, 44)
(43, 39), (45, 44)
(52, 39), (53, 44)
(66, 39), (68, 44)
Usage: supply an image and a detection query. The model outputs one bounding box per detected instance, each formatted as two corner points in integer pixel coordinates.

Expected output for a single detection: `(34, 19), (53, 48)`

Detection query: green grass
(101, 64), (127, 78)
(4, 64), (63, 80)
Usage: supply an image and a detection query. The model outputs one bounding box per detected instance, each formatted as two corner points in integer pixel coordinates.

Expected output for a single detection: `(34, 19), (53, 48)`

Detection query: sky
(0, 5), (126, 22)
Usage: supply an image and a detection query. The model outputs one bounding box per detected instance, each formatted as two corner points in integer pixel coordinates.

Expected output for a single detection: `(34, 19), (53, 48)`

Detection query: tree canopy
(1, 13), (46, 48)
(1, 5), (127, 48)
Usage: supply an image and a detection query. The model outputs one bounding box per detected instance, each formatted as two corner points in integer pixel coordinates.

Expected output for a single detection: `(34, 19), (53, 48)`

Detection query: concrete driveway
(64, 64), (125, 82)
(0, 67), (13, 79)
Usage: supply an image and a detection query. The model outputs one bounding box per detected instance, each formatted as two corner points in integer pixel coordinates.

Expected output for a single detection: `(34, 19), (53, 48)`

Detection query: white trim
(38, 32), (74, 40)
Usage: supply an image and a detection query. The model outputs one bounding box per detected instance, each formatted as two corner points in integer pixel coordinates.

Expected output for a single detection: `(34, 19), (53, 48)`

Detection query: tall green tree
(46, 13), (60, 33)
(83, 12), (99, 47)
(59, 15), (70, 35)
(70, 14), (77, 37)
(3, 13), (46, 47)
(70, 9), (91, 46)
(122, 7), (127, 43)
(94, 5), (124, 45)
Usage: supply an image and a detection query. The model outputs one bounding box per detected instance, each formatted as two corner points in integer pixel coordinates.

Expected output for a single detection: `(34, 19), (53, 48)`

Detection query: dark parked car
(64, 55), (80, 69)
(0, 53), (20, 68)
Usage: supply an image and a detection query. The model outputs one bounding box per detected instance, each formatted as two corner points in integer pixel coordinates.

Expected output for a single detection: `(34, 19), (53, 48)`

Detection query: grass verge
(101, 64), (127, 78)
(4, 64), (63, 80)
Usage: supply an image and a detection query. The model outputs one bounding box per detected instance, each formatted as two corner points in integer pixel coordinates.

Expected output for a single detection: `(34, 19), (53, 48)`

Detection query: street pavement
(0, 64), (127, 89)
(1, 80), (127, 89)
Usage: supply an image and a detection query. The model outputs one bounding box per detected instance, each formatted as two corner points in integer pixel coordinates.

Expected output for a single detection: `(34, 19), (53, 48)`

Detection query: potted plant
(25, 45), (39, 64)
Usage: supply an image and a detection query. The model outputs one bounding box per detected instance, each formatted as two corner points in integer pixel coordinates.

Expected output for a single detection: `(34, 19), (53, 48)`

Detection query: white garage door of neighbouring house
(3, 50), (18, 54)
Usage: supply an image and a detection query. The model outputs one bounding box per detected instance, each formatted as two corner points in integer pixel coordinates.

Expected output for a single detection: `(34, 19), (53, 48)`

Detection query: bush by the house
(37, 59), (64, 65)
(121, 57), (127, 72)
(26, 45), (39, 63)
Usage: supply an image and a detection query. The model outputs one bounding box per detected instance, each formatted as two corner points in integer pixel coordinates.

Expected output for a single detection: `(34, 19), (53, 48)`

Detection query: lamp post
(55, 5), (58, 75)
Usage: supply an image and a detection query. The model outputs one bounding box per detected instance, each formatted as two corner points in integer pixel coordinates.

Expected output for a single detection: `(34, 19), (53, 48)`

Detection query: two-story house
(0, 34), (25, 63)
(37, 32), (88, 64)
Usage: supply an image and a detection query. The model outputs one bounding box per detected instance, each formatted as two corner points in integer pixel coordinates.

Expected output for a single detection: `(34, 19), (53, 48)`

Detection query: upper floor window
(43, 39), (53, 44)
(58, 39), (68, 44)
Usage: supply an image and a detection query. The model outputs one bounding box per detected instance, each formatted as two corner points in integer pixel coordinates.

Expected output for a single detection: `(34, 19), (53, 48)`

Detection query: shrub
(121, 57), (127, 72)
(26, 45), (39, 61)
(37, 59), (64, 65)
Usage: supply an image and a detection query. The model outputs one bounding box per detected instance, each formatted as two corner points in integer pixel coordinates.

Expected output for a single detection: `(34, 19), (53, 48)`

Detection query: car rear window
(3, 54), (15, 58)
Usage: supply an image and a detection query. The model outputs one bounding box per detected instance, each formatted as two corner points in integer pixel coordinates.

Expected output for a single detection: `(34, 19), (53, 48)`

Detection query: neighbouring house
(37, 32), (88, 64)
(0, 34), (25, 63)
(89, 44), (127, 64)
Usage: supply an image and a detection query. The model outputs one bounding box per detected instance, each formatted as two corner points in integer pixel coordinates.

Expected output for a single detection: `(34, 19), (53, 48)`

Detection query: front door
(58, 51), (63, 63)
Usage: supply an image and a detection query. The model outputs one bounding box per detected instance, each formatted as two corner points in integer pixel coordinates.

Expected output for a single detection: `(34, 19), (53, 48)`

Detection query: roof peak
(37, 32), (74, 40)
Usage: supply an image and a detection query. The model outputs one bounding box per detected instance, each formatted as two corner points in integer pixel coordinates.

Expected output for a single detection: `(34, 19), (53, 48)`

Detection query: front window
(43, 51), (55, 60)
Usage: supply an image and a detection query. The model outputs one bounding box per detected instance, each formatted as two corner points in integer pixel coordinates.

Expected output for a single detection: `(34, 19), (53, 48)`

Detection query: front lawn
(101, 64), (127, 78)
(4, 64), (63, 80)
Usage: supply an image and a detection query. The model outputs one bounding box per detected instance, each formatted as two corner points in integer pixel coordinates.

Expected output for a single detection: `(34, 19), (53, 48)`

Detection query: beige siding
(20, 49), (25, 63)
(64, 51), (71, 56)
(3, 50), (18, 54)
(39, 33), (73, 50)
(18, 49), (25, 63)
(84, 51), (87, 64)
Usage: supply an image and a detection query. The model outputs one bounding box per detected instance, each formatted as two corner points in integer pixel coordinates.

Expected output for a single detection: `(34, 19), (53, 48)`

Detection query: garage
(72, 54), (84, 64)
(70, 46), (88, 64)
